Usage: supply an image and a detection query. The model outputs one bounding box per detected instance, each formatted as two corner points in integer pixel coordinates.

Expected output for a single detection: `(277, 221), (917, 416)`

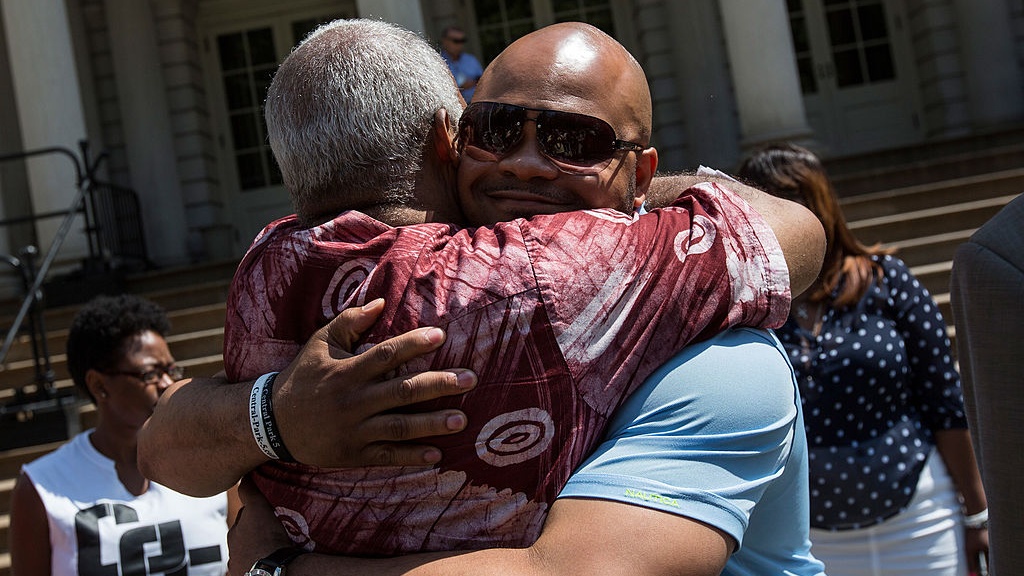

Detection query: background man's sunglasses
(457, 101), (644, 174)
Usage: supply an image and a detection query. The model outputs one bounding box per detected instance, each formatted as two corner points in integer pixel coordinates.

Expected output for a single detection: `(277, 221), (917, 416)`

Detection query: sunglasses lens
(461, 103), (524, 156)
(537, 112), (616, 167)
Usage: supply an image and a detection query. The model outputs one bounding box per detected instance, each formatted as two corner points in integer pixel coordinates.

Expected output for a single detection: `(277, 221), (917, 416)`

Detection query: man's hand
(274, 298), (477, 466)
(139, 299), (476, 496)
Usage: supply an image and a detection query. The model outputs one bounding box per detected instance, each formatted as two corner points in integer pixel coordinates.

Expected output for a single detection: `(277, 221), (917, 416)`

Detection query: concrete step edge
(849, 195), (1018, 229)
(910, 261), (953, 276)
(884, 229), (975, 251)
(1, 327), (224, 372)
(840, 167), (1024, 205)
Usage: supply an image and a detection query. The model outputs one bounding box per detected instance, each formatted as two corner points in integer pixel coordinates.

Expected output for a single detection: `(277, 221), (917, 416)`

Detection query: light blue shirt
(441, 50), (483, 102)
(560, 328), (826, 575)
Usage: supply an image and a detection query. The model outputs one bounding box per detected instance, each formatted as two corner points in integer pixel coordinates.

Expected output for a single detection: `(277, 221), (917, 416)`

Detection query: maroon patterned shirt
(224, 182), (790, 554)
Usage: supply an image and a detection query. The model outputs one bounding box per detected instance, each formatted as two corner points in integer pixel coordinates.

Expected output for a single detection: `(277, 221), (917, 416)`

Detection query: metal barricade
(0, 141), (147, 448)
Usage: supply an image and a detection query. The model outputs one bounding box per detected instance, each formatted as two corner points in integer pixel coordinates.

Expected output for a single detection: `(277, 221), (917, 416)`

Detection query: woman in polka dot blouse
(739, 143), (988, 576)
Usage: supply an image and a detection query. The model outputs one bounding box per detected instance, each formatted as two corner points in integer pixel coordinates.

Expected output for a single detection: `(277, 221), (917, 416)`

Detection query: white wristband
(963, 508), (989, 529)
(249, 372), (280, 460)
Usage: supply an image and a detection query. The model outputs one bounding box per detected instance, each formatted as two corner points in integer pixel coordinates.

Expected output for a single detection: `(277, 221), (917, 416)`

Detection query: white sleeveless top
(22, 431), (229, 576)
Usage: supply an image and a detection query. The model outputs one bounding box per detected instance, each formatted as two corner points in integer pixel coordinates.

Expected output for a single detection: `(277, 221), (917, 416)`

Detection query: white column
(662, 0), (741, 169)
(356, 0), (426, 35)
(1, 0), (89, 263)
(952, 0), (1024, 127)
(719, 0), (812, 148)
(106, 0), (189, 265)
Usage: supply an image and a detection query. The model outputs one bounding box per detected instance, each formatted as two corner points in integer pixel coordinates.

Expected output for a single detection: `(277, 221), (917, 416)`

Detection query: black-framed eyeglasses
(458, 101), (645, 174)
(103, 365), (184, 385)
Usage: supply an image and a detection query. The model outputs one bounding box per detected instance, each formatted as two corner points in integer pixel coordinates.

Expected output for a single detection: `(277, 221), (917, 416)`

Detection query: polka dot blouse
(775, 255), (967, 530)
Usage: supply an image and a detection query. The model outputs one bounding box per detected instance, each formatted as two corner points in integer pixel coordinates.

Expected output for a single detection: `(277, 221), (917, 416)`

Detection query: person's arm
(934, 428), (989, 573)
(648, 170), (825, 296)
(227, 480), (729, 576)
(9, 472), (52, 576)
(138, 299), (477, 497)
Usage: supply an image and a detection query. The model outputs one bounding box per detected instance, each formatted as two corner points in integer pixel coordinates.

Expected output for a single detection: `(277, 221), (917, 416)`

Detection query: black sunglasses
(458, 101), (645, 173)
(447, 36), (467, 44)
(103, 364), (185, 385)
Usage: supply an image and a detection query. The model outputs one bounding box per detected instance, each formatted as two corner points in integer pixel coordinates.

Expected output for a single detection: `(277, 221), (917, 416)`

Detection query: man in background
(440, 25), (483, 102)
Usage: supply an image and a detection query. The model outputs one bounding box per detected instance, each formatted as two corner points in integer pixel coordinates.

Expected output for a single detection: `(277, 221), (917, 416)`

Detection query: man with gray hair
(141, 19), (825, 576)
(266, 18), (465, 227)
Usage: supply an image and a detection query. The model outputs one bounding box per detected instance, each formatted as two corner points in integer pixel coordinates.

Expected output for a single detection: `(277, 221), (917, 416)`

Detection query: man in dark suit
(951, 193), (1024, 576)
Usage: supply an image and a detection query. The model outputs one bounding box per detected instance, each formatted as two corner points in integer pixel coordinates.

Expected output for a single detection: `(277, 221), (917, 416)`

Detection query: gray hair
(265, 19), (463, 224)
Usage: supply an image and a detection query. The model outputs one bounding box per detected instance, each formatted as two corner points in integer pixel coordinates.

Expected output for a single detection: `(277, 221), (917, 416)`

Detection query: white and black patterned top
(777, 254), (967, 530)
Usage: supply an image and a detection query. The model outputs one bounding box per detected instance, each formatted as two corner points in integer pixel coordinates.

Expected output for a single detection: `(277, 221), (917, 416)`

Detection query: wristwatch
(245, 547), (308, 576)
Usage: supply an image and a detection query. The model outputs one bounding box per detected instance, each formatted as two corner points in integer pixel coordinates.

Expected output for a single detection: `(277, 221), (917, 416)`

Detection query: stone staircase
(825, 126), (1024, 343)
(0, 262), (236, 405)
(841, 168), (1023, 329)
(0, 128), (1021, 573)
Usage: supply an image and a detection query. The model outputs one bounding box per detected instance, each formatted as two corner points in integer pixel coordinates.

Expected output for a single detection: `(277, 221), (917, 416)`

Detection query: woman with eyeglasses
(9, 294), (239, 576)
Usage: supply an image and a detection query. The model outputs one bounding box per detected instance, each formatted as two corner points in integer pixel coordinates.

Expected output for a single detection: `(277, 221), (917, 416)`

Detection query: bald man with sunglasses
(140, 19), (824, 576)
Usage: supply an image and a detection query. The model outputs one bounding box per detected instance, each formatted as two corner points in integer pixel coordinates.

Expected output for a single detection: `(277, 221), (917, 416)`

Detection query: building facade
(0, 0), (1021, 288)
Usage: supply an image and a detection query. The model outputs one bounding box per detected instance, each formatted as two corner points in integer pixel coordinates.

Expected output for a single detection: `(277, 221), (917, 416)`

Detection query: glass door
(788, 0), (922, 156)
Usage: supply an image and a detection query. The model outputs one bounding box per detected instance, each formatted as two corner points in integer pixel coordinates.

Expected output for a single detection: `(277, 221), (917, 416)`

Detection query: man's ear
(432, 108), (460, 165)
(633, 147), (658, 210)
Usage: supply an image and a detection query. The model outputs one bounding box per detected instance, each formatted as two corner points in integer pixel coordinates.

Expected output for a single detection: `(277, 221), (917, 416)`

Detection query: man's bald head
(477, 22), (652, 145)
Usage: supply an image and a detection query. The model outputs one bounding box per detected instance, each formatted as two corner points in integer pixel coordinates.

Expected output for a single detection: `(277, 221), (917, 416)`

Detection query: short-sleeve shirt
(224, 183), (790, 555)
(441, 50), (483, 102)
(777, 254), (967, 529)
(560, 328), (826, 576)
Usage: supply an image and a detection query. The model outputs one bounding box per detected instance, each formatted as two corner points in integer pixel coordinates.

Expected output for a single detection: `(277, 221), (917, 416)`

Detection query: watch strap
(246, 546), (308, 576)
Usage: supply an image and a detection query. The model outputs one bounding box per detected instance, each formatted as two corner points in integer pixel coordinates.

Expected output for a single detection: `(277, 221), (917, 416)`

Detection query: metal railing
(86, 180), (150, 270)
(1, 246), (53, 387)
(0, 141), (148, 385)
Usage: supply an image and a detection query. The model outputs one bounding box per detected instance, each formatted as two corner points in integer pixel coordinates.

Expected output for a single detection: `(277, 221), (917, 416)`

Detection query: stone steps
(848, 194), (1017, 245)
(0, 327), (225, 398)
(883, 229), (974, 268)
(826, 126), (1024, 196)
(0, 277), (232, 336)
(1, 302), (225, 364)
(839, 168), (1024, 221)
